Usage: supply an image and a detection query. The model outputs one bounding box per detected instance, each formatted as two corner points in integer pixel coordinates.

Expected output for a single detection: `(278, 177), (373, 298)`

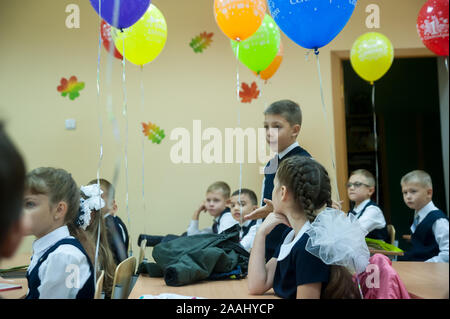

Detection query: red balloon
(101, 20), (123, 60)
(416, 0), (449, 56)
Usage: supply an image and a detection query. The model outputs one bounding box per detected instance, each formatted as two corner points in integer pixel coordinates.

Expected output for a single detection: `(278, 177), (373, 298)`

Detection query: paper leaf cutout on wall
(57, 76), (85, 100)
(189, 32), (214, 53)
(239, 82), (260, 103)
(142, 122), (166, 144)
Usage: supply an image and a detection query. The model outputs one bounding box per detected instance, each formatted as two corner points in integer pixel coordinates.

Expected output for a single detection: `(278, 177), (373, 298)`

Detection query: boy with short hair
(229, 188), (259, 252)
(138, 181), (238, 247)
(398, 170), (448, 262)
(187, 181), (238, 235)
(347, 169), (389, 242)
(252, 100), (312, 260)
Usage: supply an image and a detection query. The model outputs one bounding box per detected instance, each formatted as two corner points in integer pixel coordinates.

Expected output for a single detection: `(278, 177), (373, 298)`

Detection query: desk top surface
(1, 253), (448, 299)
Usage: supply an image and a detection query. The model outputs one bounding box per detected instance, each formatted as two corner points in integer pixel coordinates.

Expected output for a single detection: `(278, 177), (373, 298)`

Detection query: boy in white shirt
(346, 169), (389, 242)
(229, 188), (259, 252)
(398, 170), (448, 262)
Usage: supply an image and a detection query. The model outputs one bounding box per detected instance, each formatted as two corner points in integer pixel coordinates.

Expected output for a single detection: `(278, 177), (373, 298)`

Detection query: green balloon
(231, 14), (281, 73)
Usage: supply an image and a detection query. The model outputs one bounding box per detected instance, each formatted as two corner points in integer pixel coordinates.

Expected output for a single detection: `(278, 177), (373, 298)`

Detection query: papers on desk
(0, 283), (22, 292)
(139, 293), (205, 299)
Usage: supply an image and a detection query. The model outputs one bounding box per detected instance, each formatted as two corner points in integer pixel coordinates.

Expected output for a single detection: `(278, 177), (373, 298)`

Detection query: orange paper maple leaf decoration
(239, 82), (260, 103)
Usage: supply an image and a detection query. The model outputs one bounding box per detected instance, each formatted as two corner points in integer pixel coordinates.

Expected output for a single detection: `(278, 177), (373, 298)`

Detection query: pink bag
(355, 254), (410, 299)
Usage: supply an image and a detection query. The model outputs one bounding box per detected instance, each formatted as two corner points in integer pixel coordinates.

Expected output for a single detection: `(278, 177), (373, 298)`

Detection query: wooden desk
(0, 252), (31, 299)
(130, 262), (449, 299)
(129, 276), (279, 299)
(392, 261), (449, 299)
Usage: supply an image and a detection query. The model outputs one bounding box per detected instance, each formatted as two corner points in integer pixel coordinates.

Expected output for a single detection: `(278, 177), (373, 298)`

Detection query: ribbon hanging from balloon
(416, 0), (449, 57)
(112, 4), (167, 66)
(90, 0), (151, 29)
(350, 32), (394, 204)
(214, 0), (266, 41)
(267, 0), (357, 51)
(231, 14), (281, 73)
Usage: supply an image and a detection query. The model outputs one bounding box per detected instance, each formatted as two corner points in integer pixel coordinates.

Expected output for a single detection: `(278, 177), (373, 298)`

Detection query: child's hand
(331, 200), (343, 211)
(192, 202), (207, 220)
(259, 212), (291, 236)
(243, 199), (273, 221)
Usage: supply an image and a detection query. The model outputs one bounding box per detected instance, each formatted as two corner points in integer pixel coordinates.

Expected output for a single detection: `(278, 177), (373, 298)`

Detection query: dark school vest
(25, 238), (95, 299)
(349, 200), (389, 242)
(241, 220), (257, 238)
(398, 210), (448, 262)
(264, 146), (312, 261)
(212, 208), (231, 234)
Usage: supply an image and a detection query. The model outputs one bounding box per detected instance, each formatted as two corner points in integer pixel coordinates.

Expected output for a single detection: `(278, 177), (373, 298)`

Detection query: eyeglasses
(346, 182), (370, 189)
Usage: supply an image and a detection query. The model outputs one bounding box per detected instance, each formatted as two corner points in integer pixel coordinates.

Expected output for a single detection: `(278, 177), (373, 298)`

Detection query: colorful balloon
(231, 14), (281, 73)
(90, 0), (151, 29)
(101, 20), (123, 60)
(350, 32), (394, 84)
(113, 4), (167, 66)
(267, 0), (357, 50)
(253, 42), (283, 81)
(416, 0), (449, 56)
(214, 0), (266, 41)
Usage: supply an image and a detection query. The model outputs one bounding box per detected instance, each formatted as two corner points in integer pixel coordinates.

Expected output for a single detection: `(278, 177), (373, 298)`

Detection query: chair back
(111, 256), (136, 299)
(138, 239), (147, 267)
(387, 224), (396, 245)
(94, 270), (105, 299)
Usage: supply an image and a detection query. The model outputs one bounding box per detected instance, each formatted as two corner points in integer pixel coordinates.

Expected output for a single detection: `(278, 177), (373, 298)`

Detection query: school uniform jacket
(272, 221), (330, 299)
(399, 201), (449, 262)
(348, 199), (389, 242)
(25, 226), (95, 299)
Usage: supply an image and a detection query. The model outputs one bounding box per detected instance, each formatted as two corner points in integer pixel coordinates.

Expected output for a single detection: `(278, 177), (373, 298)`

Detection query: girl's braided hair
(276, 156), (361, 299)
(276, 156), (332, 222)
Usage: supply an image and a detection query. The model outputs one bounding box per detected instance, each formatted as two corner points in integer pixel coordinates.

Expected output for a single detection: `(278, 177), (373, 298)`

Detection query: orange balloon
(214, 0), (266, 41)
(254, 42), (284, 81)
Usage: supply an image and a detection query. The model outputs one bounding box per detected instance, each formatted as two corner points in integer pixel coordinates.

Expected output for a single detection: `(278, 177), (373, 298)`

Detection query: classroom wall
(0, 0), (431, 256)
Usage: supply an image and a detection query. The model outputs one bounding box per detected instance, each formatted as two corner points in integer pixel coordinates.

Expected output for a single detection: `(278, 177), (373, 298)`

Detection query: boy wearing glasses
(347, 169), (389, 242)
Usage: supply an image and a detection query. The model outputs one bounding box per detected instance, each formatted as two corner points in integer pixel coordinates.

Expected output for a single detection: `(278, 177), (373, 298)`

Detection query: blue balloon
(268, 0), (357, 50)
(90, 0), (151, 29)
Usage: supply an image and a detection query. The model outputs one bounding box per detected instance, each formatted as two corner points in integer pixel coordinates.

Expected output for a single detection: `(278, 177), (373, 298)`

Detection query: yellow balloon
(113, 4), (167, 66)
(350, 32), (394, 84)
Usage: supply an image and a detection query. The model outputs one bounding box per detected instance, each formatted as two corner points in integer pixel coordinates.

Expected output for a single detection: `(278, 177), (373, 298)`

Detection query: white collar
(354, 199), (371, 213)
(32, 226), (71, 256)
(415, 201), (438, 223)
(277, 141), (299, 160)
(277, 221), (311, 262)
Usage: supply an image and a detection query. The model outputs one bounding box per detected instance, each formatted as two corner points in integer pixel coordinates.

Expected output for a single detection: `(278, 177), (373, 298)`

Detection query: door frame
(331, 48), (435, 212)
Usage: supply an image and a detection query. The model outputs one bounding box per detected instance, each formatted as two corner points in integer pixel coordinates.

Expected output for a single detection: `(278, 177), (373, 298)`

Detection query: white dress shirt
(187, 212), (238, 236)
(239, 220), (259, 252)
(411, 201), (449, 263)
(27, 226), (92, 299)
(353, 199), (387, 234)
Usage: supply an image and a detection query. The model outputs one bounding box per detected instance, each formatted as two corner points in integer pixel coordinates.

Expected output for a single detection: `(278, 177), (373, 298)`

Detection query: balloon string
(140, 66), (147, 235)
(93, 0), (102, 285)
(235, 41), (244, 226)
(314, 52), (341, 203)
(122, 38), (132, 257)
(371, 83), (380, 204)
